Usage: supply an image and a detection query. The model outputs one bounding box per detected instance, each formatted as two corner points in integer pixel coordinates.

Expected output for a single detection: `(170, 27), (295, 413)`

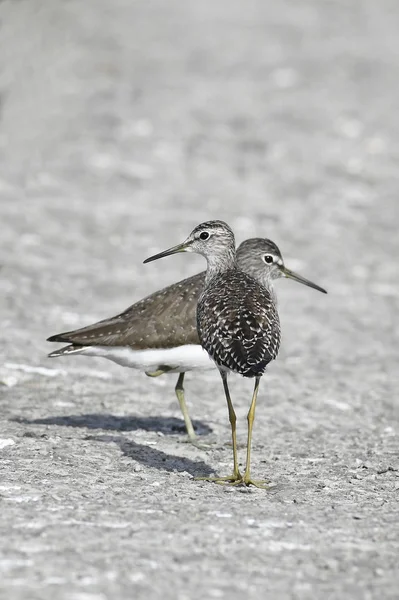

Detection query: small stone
(0, 439), (15, 450)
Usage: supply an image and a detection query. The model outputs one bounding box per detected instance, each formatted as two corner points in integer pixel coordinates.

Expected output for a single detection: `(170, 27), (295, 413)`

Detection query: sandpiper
(48, 238), (326, 447)
(144, 220), (327, 487)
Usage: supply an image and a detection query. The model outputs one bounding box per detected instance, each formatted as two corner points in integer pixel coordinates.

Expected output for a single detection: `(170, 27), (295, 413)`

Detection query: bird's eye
(199, 231), (210, 240)
(264, 254), (274, 264)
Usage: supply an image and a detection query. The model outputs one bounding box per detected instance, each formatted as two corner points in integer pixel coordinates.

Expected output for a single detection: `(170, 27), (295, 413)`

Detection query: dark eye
(264, 254), (273, 264)
(200, 231), (210, 240)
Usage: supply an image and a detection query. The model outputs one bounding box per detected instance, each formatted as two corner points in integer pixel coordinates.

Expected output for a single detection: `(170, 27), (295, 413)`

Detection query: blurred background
(0, 2), (398, 598)
(0, 0), (397, 387)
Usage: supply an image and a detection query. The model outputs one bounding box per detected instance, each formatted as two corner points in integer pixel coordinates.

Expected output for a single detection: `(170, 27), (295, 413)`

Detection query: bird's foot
(238, 479), (270, 489)
(178, 435), (216, 451)
(196, 474), (271, 488)
(195, 471), (243, 485)
(145, 370), (166, 378)
(230, 474), (271, 489)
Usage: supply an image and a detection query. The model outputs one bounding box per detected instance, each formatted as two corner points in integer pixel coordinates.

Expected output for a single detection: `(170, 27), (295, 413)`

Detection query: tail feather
(48, 344), (85, 358)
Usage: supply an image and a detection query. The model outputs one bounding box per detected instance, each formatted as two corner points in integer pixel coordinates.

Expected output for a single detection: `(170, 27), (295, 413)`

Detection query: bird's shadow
(86, 434), (214, 477)
(13, 413), (212, 436)
(12, 413), (214, 477)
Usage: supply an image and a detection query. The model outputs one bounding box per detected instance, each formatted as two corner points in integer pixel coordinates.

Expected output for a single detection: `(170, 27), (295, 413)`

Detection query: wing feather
(48, 272), (205, 349)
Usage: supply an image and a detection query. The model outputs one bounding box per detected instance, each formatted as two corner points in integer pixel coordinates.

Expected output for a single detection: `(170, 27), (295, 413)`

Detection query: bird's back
(197, 269), (281, 377)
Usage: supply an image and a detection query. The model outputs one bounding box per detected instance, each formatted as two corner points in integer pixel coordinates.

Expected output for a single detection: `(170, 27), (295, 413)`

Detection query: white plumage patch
(64, 344), (215, 373)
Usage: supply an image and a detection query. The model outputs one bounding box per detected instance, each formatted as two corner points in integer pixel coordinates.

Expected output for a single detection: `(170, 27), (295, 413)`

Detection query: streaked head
(144, 220), (236, 265)
(237, 238), (327, 294)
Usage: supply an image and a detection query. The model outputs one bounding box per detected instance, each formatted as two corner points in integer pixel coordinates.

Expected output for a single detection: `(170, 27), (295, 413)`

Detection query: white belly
(78, 344), (215, 373)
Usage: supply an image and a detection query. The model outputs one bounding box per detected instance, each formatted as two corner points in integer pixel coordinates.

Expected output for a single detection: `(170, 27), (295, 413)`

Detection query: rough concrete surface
(0, 1), (398, 599)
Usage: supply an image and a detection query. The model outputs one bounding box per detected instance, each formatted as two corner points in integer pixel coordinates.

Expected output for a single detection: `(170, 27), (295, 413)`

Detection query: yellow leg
(146, 368), (195, 439)
(242, 376), (269, 488)
(174, 372), (196, 442)
(222, 371), (241, 480)
(196, 371), (242, 484)
(147, 369), (212, 448)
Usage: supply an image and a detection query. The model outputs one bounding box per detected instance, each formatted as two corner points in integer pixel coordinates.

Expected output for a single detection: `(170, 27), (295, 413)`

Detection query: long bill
(281, 267), (327, 294)
(143, 242), (189, 264)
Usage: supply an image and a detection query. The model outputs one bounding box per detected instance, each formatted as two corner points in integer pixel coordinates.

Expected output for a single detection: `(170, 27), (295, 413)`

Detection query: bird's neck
(262, 273), (277, 304)
(204, 249), (237, 286)
(248, 270), (277, 303)
(256, 271), (274, 292)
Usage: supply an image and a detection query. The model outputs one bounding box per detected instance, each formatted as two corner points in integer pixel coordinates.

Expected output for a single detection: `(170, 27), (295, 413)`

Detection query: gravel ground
(1, 1), (399, 599)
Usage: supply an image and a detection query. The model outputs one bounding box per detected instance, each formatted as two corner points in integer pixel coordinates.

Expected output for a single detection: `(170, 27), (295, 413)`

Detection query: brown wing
(48, 272), (206, 349)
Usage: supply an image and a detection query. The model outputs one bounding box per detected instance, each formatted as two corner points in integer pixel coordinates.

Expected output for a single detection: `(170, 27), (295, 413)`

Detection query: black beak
(281, 266), (327, 294)
(143, 241), (190, 264)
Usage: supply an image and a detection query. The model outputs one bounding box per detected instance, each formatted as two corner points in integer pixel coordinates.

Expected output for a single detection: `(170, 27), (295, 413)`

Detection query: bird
(144, 220), (327, 487)
(48, 237), (326, 448)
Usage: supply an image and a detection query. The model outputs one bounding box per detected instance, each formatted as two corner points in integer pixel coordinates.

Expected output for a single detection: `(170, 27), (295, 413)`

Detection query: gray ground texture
(0, 1), (398, 599)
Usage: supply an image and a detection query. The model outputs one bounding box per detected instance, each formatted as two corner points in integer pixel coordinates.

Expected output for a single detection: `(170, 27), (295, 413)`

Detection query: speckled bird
(48, 236), (326, 449)
(144, 220), (327, 487)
